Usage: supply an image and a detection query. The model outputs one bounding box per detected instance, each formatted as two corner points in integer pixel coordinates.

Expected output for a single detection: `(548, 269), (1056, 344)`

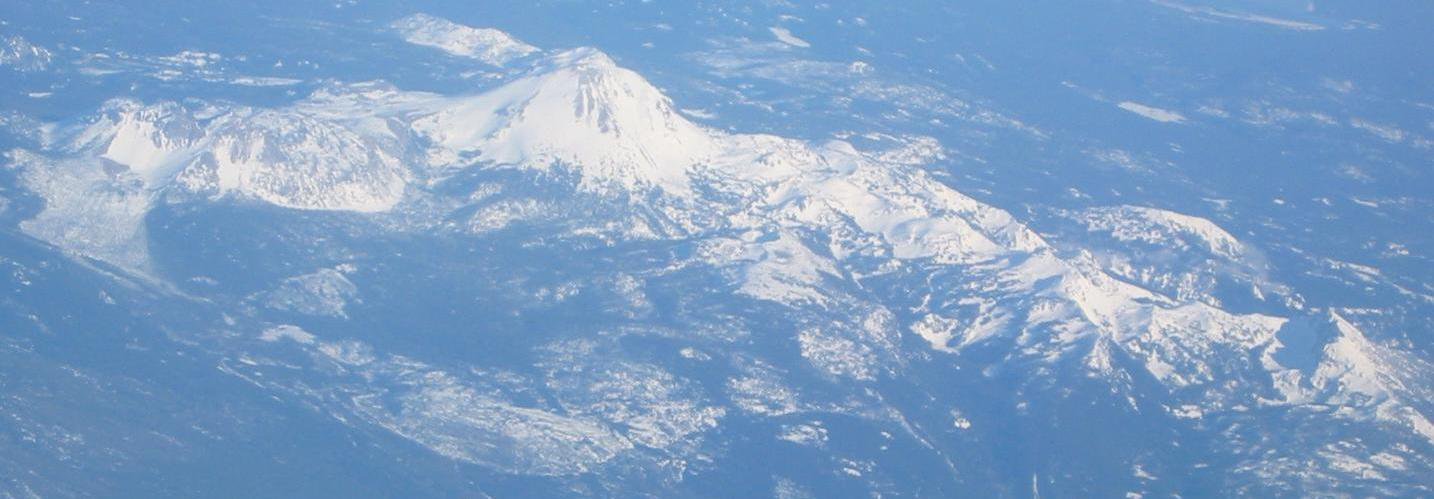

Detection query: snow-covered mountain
(390, 13), (540, 66)
(2, 7), (1430, 498)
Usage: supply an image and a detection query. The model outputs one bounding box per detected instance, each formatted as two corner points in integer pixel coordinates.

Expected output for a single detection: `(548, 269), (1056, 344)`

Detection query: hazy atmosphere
(1, 1), (1431, 496)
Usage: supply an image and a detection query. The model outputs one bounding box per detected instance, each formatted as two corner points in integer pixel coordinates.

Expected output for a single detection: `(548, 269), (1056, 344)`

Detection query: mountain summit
(414, 47), (722, 196)
(2, 10), (1430, 498)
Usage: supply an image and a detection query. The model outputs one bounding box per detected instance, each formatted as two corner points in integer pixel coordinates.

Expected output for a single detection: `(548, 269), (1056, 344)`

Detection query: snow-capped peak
(72, 100), (206, 184)
(1265, 311), (1434, 442)
(413, 47), (722, 196)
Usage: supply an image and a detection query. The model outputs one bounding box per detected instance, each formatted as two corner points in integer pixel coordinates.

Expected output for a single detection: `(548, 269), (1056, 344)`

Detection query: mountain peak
(413, 48), (721, 196)
(543, 46), (618, 71)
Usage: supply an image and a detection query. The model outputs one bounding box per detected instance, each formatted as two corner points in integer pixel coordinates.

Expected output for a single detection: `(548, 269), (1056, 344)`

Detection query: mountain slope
(2, 14), (1430, 497)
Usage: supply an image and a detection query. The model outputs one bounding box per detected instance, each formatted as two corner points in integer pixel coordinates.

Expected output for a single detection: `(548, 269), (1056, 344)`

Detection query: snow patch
(259, 324), (316, 344)
(1150, 1), (1325, 31)
(1118, 101), (1186, 123)
(769, 27), (811, 48)
(391, 13), (539, 66)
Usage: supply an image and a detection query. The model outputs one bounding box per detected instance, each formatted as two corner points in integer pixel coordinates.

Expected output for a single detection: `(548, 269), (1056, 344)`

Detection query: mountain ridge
(3, 15), (1430, 495)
